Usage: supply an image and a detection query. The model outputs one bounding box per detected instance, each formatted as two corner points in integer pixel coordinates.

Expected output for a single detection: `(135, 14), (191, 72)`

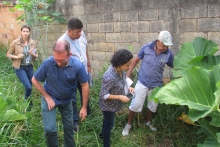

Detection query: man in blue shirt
(32, 40), (89, 147)
(122, 31), (174, 136)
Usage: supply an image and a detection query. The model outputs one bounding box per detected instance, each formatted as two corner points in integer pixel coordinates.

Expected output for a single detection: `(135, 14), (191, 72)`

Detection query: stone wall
(49, 0), (220, 76)
(0, 0), (220, 76)
(0, 2), (23, 44)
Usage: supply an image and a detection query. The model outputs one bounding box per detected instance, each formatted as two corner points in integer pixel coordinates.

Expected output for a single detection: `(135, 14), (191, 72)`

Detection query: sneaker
(122, 124), (132, 136)
(146, 122), (157, 131)
(73, 124), (79, 133)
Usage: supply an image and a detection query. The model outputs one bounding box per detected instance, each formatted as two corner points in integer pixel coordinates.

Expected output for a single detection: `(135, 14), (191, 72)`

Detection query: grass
(0, 44), (207, 147)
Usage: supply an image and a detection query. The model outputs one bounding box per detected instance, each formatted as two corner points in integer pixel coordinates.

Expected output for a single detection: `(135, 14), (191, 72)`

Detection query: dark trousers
(101, 111), (115, 147)
(72, 81), (91, 124)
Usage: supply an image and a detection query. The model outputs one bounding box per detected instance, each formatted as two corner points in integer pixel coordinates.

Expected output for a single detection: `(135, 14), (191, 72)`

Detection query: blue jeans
(41, 97), (75, 147)
(14, 65), (33, 100)
(101, 111), (115, 147)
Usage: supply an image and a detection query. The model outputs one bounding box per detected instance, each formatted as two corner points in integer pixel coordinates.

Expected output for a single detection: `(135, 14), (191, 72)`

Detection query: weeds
(0, 44), (207, 147)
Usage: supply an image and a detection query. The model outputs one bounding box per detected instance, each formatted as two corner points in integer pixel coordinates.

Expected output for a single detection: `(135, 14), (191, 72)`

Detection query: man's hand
(79, 107), (87, 121)
(45, 96), (56, 110)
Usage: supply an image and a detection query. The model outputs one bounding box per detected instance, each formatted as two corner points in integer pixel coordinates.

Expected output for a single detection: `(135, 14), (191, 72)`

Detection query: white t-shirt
(58, 31), (88, 74)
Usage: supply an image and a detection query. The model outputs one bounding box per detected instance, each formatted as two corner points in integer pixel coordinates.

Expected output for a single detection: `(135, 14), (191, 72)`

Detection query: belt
(20, 64), (32, 67)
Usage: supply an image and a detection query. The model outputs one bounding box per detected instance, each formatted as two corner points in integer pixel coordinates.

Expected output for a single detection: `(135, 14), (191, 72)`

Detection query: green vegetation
(0, 42), (208, 147)
(5, 0), (66, 59)
(151, 37), (220, 147)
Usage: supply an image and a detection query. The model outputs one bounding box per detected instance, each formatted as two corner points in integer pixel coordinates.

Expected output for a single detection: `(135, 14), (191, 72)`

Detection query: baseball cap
(158, 31), (173, 46)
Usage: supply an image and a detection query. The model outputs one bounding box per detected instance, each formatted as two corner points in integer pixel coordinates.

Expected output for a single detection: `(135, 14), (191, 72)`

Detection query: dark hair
(110, 49), (133, 67)
(53, 40), (70, 55)
(21, 24), (31, 32)
(68, 18), (83, 30)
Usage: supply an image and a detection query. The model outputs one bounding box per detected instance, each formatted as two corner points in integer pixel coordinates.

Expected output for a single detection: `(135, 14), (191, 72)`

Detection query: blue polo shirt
(34, 56), (88, 105)
(138, 41), (174, 89)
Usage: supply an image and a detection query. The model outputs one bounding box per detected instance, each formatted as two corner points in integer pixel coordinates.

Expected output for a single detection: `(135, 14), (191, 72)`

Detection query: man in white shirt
(58, 18), (91, 132)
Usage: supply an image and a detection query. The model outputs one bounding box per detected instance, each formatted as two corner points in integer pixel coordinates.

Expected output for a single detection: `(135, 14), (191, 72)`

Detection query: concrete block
(130, 42), (143, 54)
(46, 40), (54, 51)
(207, 0), (219, 4)
(92, 51), (106, 60)
(131, 0), (142, 10)
(90, 33), (105, 43)
(84, 4), (100, 14)
(91, 68), (101, 78)
(198, 18), (220, 31)
(100, 43), (115, 52)
(114, 22), (130, 32)
(208, 5), (220, 17)
(98, 2), (114, 12)
(67, 0), (83, 5)
(106, 33), (121, 42)
(61, 7), (68, 16)
(99, 23), (113, 32)
(90, 59), (100, 70)
(87, 43), (100, 51)
(179, 0), (206, 7)
(54, 33), (64, 41)
(87, 24), (99, 32)
(105, 52), (114, 61)
(150, 21), (171, 32)
(48, 25), (61, 33)
(179, 19), (197, 32)
(72, 5), (84, 15)
(181, 6), (207, 18)
(121, 10), (138, 22)
(180, 32), (207, 44)
(208, 32), (220, 47)
(139, 33), (158, 44)
(65, 8), (73, 16)
(59, 25), (67, 33)
(114, 0), (131, 11)
(55, 0), (65, 7)
(90, 14), (104, 23)
(121, 32), (139, 42)
(114, 43), (130, 51)
(139, 9), (158, 21)
(149, 0), (177, 8)
(77, 14), (91, 25)
(104, 12), (120, 22)
(159, 9), (171, 20)
(131, 21), (149, 32)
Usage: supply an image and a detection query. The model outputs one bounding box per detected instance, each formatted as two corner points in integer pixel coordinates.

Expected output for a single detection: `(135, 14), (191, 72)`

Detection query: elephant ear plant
(0, 93), (26, 122)
(150, 37), (220, 147)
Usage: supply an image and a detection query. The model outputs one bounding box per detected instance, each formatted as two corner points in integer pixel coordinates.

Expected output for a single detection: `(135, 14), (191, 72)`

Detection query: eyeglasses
(54, 58), (68, 63)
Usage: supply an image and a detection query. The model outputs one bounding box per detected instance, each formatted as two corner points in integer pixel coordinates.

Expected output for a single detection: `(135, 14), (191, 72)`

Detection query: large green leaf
(189, 55), (220, 70)
(197, 119), (220, 147)
(173, 42), (195, 74)
(153, 66), (220, 122)
(193, 37), (218, 56)
(0, 95), (7, 111)
(0, 95), (26, 122)
(2, 109), (27, 122)
(173, 37), (219, 77)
